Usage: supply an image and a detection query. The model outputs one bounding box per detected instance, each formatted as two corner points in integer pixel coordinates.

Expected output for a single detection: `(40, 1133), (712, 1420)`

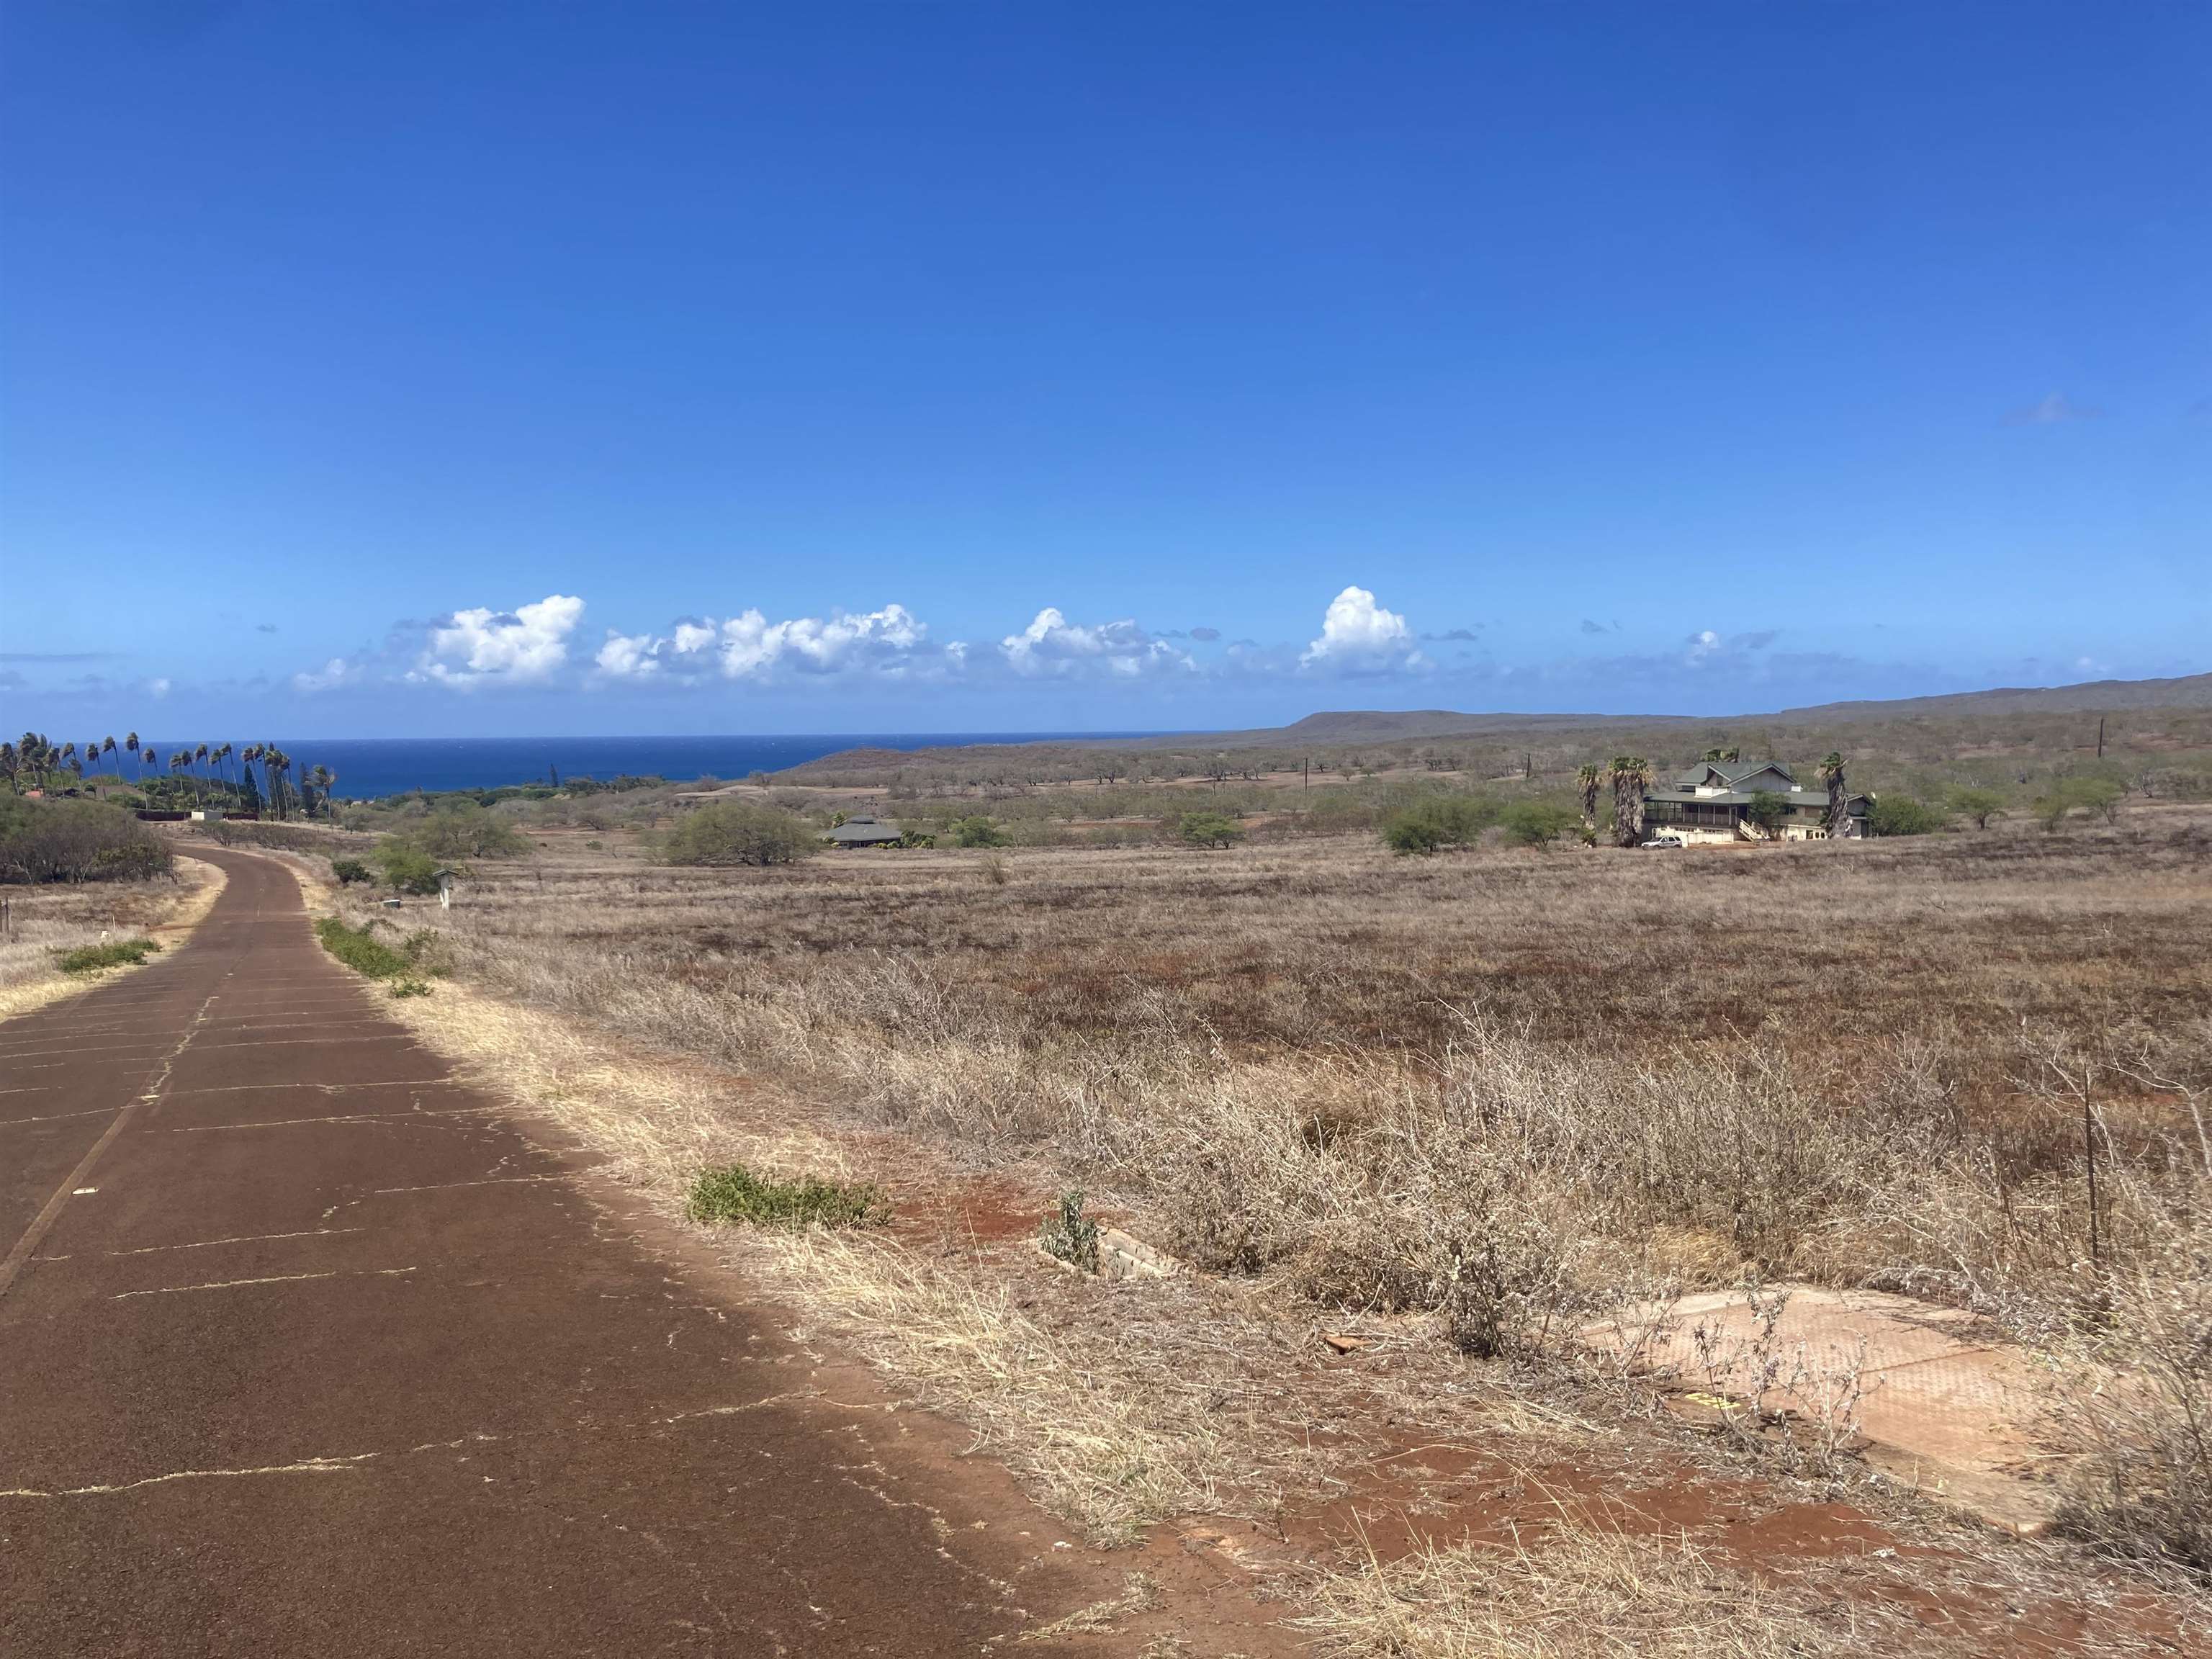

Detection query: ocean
(129, 734), (1162, 801)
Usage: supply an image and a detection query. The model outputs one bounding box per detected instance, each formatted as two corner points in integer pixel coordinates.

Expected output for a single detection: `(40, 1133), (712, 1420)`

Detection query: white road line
(0, 1041), (190, 1062)
(110, 1266), (418, 1300)
(101, 1228), (367, 1256)
(183, 1035), (423, 1054)
(1, 1455), (377, 1498)
(0, 1107), (122, 1128)
(0, 990), (221, 1302)
(370, 1174), (567, 1195)
(170, 1107), (498, 1133)
(163, 1078), (464, 1097)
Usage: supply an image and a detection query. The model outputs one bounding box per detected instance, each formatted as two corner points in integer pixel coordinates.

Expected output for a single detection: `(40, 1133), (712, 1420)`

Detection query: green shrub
(949, 816), (1009, 849)
(399, 802), (531, 860)
(1380, 793), (1498, 855)
(372, 841), (447, 895)
(1500, 800), (1578, 850)
(314, 917), (413, 979)
(657, 801), (817, 867)
(1947, 787), (2008, 830)
(332, 857), (373, 885)
(684, 1163), (884, 1228)
(1175, 811), (1246, 849)
(2035, 777), (2123, 830)
(58, 938), (161, 974)
(1869, 793), (1943, 837)
(0, 796), (173, 885)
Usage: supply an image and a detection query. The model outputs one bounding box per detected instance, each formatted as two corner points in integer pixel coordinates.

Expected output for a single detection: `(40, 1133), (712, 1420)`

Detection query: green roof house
(1642, 760), (1869, 844)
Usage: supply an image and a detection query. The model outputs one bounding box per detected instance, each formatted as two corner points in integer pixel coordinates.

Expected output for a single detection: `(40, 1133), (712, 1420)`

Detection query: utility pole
(2096, 716), (2106, 759)
(1303, 756), (1309, 792)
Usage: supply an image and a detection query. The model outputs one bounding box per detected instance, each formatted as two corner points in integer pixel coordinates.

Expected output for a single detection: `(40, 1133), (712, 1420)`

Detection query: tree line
(1, 732), (338, 819)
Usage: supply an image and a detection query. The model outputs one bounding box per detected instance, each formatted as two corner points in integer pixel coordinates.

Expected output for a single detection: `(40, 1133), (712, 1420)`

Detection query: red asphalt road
(1, 848), (1108, 1655)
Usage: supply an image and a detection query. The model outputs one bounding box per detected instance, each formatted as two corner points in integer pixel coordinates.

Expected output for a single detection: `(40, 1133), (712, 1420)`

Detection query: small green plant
(389, 977), (431, 999)
(57, 938), (161, 974)
(314, 916), (413, 980)
(331, 857), (373, 885)
(1040, 1189), (1102, 1273)
(684, 1163), (884, 1228)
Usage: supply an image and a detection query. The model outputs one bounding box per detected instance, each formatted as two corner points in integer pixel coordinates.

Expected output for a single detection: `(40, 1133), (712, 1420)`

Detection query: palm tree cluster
(1604, 755), (1653, 848)
(4, 729), (338, 820)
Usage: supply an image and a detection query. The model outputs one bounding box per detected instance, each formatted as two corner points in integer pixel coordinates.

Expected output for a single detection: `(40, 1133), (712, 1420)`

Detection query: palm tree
(1575, 765), (1601, 840)
(124, 731), (140, 785)
(309, 764), (336, 819)
(1820, 752), (1850, 839)
(1605, 756), (1652, 848)
(101, 735), (117, 777)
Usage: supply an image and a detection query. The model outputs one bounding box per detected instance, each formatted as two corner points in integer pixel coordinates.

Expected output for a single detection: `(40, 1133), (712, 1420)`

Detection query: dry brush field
(318, 808), (2212, 1647)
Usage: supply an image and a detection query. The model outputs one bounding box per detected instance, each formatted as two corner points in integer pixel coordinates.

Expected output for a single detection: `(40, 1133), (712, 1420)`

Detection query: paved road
(1, 848), (1104, 1655)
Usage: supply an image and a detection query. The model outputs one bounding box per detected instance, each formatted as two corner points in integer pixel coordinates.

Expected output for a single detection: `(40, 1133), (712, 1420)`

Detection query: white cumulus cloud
(595, 603), (935, 683)
(293, 657), (359, 693)
(412, 594), (585, 689)
(1300, 586), (1426, 673)
(999, 609), (1196, 678)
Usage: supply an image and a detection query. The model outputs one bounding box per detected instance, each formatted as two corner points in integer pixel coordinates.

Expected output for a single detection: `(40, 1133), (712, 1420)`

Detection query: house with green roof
(1640, 759), (1868, 844)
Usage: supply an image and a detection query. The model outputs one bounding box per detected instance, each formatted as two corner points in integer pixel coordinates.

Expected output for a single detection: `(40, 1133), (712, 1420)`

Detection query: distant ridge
(1199, 670), (2212, 747)
(781, 667), (2209, 775)
(1766, 670), (2212, 720)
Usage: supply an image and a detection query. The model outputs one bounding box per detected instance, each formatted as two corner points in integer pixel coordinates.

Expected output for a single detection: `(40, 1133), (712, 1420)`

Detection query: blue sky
(3, 2), (2206, 737)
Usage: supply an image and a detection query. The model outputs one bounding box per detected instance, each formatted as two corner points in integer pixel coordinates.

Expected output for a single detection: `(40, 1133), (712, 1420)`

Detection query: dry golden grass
(0, 852), (225, 1020)
(1293, 1506), (1862, 1659)
(294, 809), (2212, 1619)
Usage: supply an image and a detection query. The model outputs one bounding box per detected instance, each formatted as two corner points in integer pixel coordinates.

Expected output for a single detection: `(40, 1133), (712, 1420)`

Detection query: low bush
(2036, 777), (2123, 830)
(657, 801), (816, 867)
(58, 937), (161, 974)
(1381, 794), (1497, 855)
(1869, 793), (1943, 837)
(1499, 800), (1578, 850)
(373, 841), (447, 895)
(1948, 787), (2008, 830)
(400, 801), (531, 860)
(332, 857), (373, 885)
(314, 917), (413, 980)
(949, 816), (1010, 849)
(0, 797), (173, 885)
(684, 1163), (884, 1228)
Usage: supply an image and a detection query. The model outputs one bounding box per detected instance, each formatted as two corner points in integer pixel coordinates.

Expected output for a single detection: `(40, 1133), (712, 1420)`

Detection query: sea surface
(134, 734), (1162, 801)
